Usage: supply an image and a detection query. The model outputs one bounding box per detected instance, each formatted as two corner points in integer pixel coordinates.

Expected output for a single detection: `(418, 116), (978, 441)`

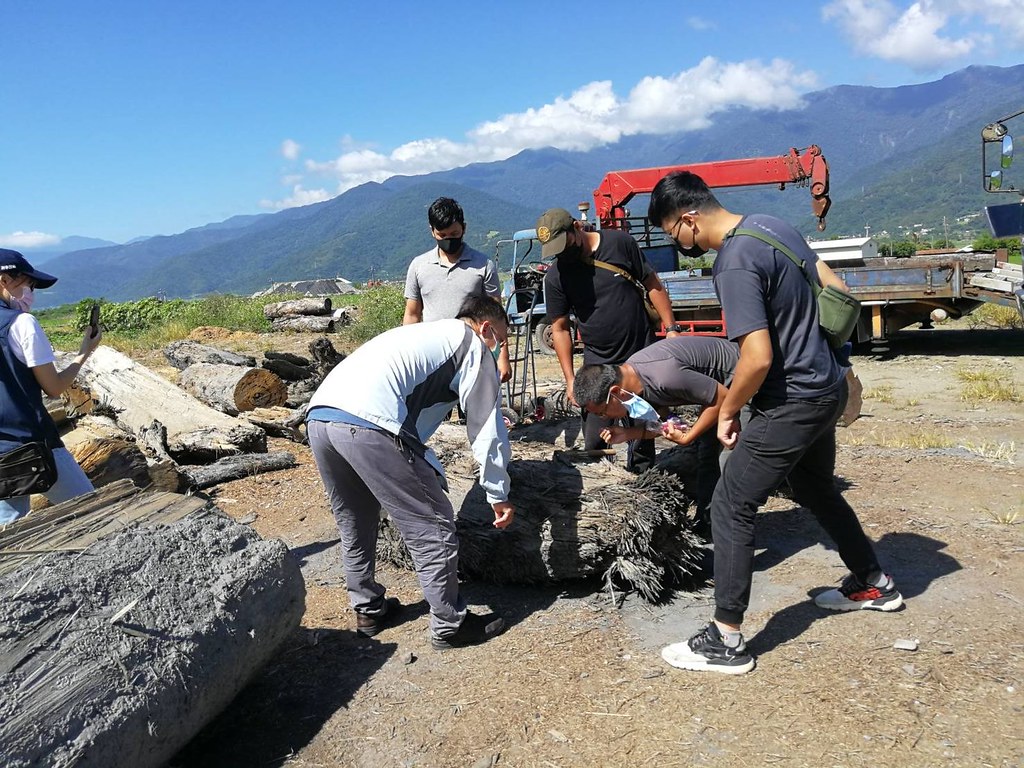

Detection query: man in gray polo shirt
(404, 197), (510, 381)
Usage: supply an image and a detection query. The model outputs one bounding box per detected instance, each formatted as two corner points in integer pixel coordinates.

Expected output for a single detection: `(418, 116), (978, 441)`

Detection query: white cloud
(260, 184), (331, 211)
(267, 57), (817, 209)
(0, 231), (62, 249)
(821, 0), (1024, 70)
(281, 139), (301, 161)
(687, 16), (717, 31)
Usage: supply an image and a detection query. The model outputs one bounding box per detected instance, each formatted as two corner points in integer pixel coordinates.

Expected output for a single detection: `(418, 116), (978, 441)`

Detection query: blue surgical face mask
(611, 389), (660, 423)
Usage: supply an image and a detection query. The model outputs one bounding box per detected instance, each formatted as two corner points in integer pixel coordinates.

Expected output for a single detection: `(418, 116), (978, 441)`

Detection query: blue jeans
(0, 448), (95, 525)
(710, 379), (882, 626)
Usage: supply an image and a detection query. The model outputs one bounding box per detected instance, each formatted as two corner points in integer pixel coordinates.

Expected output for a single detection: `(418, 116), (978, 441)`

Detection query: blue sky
(2, 0), (1022, 248)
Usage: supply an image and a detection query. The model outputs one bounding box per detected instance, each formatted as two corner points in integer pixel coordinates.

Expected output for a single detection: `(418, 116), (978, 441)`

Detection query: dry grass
(986, 507), (1023, 525)
(966, 303), (1024, 330)
(862, 384), (896, 404)
(843, 428), (954, 450)
(960, 440), (1017, 463)
(956, 367), (1022, 403)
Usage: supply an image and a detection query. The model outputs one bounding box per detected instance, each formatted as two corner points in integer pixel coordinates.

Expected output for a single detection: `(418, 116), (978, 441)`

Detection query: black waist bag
(0, 441), (57, 499)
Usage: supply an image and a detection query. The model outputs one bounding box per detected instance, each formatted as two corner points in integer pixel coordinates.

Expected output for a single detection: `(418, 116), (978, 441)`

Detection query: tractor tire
(533, 320), (556, 355)
(500, 407), (521, 429)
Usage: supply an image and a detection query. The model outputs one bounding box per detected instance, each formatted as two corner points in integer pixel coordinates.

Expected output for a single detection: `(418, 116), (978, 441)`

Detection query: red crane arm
(592, 145), (831, 231)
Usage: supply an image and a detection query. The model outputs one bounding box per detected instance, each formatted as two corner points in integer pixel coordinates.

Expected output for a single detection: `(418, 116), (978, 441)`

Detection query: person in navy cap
(0, 248), (103, 525)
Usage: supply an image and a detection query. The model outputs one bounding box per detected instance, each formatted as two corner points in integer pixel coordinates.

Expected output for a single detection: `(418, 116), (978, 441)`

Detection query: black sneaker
(814, 573), (904, 612)
(355, 597), (404, 637)
(430, 611), (505, 651)
(661, 622), (755, 675)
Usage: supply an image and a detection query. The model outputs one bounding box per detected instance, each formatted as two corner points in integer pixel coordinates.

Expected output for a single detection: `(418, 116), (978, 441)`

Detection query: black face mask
(437, 236), (463, 255)
(674, 240), (708, 259)
(558, 242), (585, 262)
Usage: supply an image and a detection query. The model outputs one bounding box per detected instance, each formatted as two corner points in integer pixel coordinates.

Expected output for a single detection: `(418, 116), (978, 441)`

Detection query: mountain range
(32, 63), (1024, 309)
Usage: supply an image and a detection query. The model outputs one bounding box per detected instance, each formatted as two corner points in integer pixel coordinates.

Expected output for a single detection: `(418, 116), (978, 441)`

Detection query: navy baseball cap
(0, 249), (58, 289)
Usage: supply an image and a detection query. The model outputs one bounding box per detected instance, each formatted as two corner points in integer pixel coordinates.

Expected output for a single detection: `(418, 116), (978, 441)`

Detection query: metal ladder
(502, 287), (542, 424)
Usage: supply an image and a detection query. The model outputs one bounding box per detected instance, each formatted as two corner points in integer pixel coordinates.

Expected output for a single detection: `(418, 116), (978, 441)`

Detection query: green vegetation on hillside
(35, 288), (408, 354)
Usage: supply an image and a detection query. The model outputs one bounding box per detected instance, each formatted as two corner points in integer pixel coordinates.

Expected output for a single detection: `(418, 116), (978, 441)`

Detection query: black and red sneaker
(815, 573), (904, 612)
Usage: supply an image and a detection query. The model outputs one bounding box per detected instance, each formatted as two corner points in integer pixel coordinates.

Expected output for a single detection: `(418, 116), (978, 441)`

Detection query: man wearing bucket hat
(0, 248), (103, 524)
(536, 207), (676, 472)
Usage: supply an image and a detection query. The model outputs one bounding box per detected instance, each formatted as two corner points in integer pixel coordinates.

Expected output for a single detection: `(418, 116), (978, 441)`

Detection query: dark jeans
(710, 379), (882, 626)
(581, 409), (656, 473)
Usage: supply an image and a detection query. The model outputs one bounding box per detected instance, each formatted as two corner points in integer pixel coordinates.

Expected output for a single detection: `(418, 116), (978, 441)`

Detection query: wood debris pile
(50, 337), (345, 498)
(262, 297), (357, 333)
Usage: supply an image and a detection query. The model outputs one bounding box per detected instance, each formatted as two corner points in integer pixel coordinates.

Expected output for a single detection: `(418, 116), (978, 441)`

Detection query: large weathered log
(271, 316), (334, 333)
(181, 451), (297, 490)
(61, 346), (266, 462)
(261, 357), (313, 382)
(163, 340), (256, 370)
(63, 415), (153, 489)
(264, 350), (310, 367)
(178, 363), (288, 415)
(0, 483), (305, 768)
(262, 297), (332, 320)
(285, 378), (317, 408)
(241, 406), (306, 442)
(377, 422), (704, 603)
(308, 337), (345, 375)
(45, 397), (69, 429)
(330, 305), (358, 326)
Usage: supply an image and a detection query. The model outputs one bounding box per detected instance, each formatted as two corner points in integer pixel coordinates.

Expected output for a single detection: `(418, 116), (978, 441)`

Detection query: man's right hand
(566, 377), (577, 406)
(491, 501), (515, 529)
(718, 412), (741, 449)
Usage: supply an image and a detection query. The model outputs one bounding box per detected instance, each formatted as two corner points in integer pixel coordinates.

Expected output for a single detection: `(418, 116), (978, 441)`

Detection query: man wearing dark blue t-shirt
(646, 172), (902, 676)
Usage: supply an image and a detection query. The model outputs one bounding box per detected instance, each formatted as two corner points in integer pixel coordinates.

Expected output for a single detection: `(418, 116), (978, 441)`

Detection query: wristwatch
(666, 323), (685, 333)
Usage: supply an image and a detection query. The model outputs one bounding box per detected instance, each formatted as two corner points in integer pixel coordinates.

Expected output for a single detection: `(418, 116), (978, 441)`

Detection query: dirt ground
(167, 324), (1023, 768)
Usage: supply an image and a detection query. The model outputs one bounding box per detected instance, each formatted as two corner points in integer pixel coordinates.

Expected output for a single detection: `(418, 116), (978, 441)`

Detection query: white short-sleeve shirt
(7, 314), (56, 368)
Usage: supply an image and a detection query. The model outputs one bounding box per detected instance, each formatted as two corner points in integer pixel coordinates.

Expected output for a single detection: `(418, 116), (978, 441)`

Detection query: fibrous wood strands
(376, 423), (705, 603)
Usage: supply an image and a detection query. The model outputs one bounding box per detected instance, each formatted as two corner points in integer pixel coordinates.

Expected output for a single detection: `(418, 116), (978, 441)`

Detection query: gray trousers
(307, 420), (467, 636)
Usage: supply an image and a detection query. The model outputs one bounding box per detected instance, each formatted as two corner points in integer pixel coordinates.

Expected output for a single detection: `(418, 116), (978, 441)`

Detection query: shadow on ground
(168, 629), (395, 768)
(854, 327), (1023, 361)
(748, 508), (962, 656)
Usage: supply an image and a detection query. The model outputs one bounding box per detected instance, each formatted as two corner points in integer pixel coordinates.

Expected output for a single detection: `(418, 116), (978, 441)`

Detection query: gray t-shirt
(627, 336), (739, 408)
(713, 214), (843, 404)
(404, 244), (500, 322)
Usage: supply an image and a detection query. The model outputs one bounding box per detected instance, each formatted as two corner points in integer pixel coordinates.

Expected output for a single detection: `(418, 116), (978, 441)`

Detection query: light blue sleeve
(456, 337), (511, 504)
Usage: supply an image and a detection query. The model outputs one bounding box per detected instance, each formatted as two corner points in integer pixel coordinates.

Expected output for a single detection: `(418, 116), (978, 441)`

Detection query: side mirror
(987, 170), (1003, 191)
(1001, 134), (1014, 169)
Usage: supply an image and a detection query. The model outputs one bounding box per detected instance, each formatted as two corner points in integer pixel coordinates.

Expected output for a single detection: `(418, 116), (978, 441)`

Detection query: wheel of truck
(533, 320), (556, 355)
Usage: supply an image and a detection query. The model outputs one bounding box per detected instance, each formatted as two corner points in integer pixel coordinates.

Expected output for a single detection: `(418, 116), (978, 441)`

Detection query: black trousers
(710, 378), (882, 626)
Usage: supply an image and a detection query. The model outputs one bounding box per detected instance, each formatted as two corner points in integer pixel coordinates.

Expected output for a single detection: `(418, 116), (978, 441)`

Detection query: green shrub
(349, 285), (404, 342)
(177, 295), (271, 333)
(72, 297), (188, 335)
